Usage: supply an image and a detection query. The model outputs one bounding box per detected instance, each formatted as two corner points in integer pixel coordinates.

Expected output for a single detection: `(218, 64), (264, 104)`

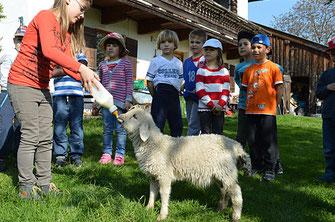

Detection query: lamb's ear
(139, 122), (150, 142)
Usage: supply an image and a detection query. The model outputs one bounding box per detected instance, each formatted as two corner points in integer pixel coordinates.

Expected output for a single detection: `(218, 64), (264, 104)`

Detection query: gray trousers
(8, 84), (53, 187)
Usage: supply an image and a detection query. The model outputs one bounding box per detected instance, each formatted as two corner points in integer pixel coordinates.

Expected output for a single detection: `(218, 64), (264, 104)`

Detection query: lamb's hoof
(146, 205), (154, 210)
(218, 201), (228, 211)
(157, 214), (167, 221)
(232, 217), (240, 222)
(218, 205), (226, 211)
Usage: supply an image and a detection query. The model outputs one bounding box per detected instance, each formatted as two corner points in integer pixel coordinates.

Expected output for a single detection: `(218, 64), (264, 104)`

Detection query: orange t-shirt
(241, 60), (283, 115)
(8, 10), (81, 89)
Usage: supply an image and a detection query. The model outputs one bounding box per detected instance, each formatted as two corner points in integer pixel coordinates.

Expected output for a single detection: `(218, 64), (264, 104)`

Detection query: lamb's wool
(119, 105), (250, 221)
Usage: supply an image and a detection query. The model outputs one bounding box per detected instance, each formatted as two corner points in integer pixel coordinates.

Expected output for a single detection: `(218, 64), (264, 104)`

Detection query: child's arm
(147, 81), (155, 96)
(316, 70), (335, 99)
(145, 59), (157, 96)
(196, 69), (214, 110)
(234, 64), (241, 88)
(125, 60), (133, 109)
(273, 65), (284, 105)
(218, 69), (231, 109)
(275, 83), (284, 105)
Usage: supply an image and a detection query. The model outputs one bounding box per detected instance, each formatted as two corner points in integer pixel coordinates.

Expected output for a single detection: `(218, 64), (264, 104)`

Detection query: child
(195, 38), (230, 135)
(146, 30), (183, 137)
(97, 32), (133, 165)
(183, 29), (207, 136)
(7, 0), (98, 199)
(0, 22), (26, 172)
(52, 53), (89, 168)
(234, 30), (255, 148)
(241, 33), (283, 181)
(316, 36), (335, 183)
(235, 31), (284, 175)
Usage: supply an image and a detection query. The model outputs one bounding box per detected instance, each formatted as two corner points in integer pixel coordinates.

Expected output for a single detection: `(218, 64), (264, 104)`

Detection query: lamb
(118, 105), (251, 221)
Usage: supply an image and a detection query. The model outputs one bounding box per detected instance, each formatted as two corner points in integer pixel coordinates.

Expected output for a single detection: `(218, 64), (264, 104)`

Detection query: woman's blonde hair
(52, 0), (92, 54)
(156, 30), (179, 50)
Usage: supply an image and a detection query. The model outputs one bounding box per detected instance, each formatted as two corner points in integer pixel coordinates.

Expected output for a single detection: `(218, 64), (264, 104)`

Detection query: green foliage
(0, 3), (5, 20)
(0, 115), (334, 221)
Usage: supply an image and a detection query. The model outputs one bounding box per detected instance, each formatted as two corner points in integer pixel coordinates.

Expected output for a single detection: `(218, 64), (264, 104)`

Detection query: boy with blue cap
(241, 33), (284, 181)
(316, 36), (335, 183)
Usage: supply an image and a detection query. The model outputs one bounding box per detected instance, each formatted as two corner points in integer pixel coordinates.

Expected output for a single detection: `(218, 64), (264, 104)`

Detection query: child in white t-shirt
(146, 30), (183, 137)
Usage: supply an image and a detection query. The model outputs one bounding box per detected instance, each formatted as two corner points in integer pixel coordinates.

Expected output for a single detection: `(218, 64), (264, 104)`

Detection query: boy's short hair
(189, 29), (207, 43)
(156, 30), (179, 50)
(237, 30), (255, 42)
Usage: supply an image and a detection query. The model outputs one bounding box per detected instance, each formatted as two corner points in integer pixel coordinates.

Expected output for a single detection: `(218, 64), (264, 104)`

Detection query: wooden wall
(270, 34), (333, 114)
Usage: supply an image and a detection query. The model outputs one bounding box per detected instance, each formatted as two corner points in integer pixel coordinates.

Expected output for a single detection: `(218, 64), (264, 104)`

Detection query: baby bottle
(91, 80), (119, 117)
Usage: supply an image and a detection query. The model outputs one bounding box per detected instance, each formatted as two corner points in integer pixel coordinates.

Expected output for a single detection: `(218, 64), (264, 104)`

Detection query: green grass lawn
(0, 114), (334, 222)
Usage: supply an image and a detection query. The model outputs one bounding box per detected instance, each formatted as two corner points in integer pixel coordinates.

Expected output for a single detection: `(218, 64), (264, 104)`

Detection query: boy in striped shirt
(52, 53), (88, 167)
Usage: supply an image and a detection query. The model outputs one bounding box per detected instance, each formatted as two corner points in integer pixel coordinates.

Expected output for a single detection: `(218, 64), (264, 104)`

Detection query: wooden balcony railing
(132, 0), (261, 44)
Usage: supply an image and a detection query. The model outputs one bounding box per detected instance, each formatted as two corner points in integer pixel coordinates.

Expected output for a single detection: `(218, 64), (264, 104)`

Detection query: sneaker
(71, 158), (82, 167)
(263, 170), (276, 181)
(275, 161), (284, 175)
(19, 185), (41, 200)
(99, 153), (112, 164)
(0, 159), (6, 172)
(39, 183), (61, 195)
(113, 154), (125, 166)
(55, 157), (67, 167)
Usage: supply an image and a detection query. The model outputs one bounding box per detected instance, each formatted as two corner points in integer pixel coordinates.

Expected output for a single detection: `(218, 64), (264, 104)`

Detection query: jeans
(0, 91), (20, 159)
(185, 98), (201, 136)
(102, 107), (127, 156)
(8, 84), (53, 187)
(53, 95), (84, 161)
(151, 84), (182, 137)
(198, 111), (225, 135)
(322, 117), (335, 179)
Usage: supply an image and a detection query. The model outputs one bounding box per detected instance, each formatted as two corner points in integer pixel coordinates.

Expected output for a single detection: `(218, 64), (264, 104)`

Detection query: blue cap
(76, 53), (88, 63)
(251, 34), (271, 47)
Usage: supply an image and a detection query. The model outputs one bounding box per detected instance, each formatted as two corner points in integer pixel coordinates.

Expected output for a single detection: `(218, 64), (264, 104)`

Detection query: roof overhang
(93, 0), (264, 46)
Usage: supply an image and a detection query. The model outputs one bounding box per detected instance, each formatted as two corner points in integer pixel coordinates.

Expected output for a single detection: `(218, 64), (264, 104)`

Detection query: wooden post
(231, 0), (237, 13)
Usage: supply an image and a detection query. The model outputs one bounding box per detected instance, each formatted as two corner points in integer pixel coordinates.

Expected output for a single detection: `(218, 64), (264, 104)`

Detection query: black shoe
(55, 157), (67, 167)
(0, 159), (6, 172)
(263, 170), (275, 181)
(275, 161), (284, 175)
(71, 158), (82, 167)
(319, 175), (335, 183)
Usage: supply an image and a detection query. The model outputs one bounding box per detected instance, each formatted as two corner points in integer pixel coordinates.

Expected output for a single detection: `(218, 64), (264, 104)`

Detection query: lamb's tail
(234, 143), (252, 176)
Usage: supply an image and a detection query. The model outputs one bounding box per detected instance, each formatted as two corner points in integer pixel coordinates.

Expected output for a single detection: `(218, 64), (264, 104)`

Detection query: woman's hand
(79, 64), (100, 92)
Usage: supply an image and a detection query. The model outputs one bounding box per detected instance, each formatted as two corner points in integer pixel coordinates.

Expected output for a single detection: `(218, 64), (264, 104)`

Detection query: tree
(272, 0), (335, 45)
(0, 3), (5, 20)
